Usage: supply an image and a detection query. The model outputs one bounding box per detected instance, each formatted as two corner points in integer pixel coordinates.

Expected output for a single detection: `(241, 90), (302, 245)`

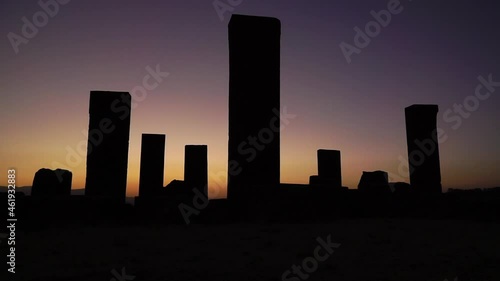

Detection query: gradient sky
(1, 0), (499, 198)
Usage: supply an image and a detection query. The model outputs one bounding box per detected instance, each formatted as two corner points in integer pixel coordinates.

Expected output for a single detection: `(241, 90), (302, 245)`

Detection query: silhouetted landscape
(2, 1), (500, 281)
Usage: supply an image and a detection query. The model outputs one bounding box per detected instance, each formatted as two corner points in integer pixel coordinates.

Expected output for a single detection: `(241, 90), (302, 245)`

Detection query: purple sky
(1, 0), (499, 197)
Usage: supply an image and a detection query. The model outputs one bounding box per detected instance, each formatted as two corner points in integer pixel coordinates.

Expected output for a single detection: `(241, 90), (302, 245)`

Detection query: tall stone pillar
(184, 145), (208, 198)
(227, 14), (281, 201)
(139, 134), (166, 197)
(405, 104), (442, 193)
(85, 91), (131, 202)
(317, 149), (342, 188)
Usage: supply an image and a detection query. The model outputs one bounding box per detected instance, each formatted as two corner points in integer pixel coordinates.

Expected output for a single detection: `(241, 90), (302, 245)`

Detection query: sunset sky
(1, 0), (499, 198)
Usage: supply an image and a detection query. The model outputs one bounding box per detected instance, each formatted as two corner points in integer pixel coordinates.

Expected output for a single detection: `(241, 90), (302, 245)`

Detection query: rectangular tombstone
(317, 149), (342, 188)
(84, 91), (131, 203)
(405, 104), (442, 193)
(184, 145), (208, 198)
(139, 134), (166, 197)
(227, 14), (281, 201)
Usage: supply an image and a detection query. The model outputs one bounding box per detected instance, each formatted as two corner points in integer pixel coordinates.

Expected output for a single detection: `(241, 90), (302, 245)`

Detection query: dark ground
(11, 219), (500, 281)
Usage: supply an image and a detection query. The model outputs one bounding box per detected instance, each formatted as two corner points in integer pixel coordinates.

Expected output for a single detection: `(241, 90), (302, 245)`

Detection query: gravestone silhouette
(405, 104), (442, 193)
(358, 171), (390, 193)
(184, 145), (208, 198)
(139, 134), (166, 197)
(227, 14), (281, 201)
(309, 149), (342, 188)
(32, 168), (72, 196)
(84, 91), (131, 203)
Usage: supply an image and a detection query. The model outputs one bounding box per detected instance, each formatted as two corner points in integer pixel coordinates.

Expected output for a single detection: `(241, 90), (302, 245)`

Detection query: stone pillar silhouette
(139, 134), (166, 197)
(184, 145), (208, 198)
(358, 171), (390, 193)
(405, 104), (442, 193)
(84, 91), (131, 203)
(227, 14), (281, 201)
(318, 149), (342, 187)
(32, 168), (72, 196)
(309, 150), (342, 188)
